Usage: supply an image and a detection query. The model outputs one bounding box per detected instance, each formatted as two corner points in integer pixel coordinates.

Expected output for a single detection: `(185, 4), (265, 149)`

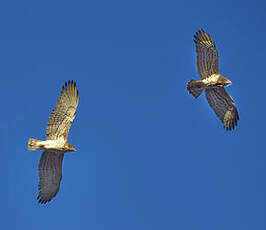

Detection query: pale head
(63, 143), (76, 152)
(218, 76), (232, 86)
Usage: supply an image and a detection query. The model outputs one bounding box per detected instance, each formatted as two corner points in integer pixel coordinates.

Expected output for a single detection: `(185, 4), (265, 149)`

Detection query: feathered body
(28, 138), (75, 152)
(28, 80), (79, 204)
(187, 29), (239, 130)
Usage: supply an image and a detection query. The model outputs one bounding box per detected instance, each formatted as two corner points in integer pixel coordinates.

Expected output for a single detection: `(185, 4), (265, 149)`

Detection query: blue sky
(1, 0), (266, 229)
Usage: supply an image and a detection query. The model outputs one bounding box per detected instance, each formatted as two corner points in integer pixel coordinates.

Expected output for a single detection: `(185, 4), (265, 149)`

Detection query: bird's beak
(226, 79), (232, 86)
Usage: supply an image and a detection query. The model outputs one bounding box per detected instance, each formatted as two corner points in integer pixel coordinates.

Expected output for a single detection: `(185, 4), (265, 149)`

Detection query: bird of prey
(187, 29), (239, 130)
(28, 80), (79, 204)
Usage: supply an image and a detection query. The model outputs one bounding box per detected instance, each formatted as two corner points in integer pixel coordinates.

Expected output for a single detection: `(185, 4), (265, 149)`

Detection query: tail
(28, 137), (42, 151)
(186, 80), (205, 98)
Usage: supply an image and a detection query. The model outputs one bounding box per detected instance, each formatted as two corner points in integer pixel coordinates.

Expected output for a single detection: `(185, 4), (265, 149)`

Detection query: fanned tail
(187, 80), (205, 98)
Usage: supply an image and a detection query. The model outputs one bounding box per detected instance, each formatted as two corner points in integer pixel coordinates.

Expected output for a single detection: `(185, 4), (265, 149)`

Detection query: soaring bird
(187, 29), (239, 130)
(28, 80), (79, 204)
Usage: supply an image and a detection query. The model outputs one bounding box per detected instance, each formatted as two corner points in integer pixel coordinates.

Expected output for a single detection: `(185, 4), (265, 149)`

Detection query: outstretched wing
(205, 88), (239, 131)
(194, 29), (219, 79)
(46, 80), (79, 141)
(37, 150), (64, 204)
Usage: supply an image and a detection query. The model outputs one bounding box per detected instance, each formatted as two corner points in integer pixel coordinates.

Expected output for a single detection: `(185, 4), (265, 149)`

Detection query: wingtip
(37, 195), (51, 204)
(63, 80), (78, 91)
(224, 118), (238, 131)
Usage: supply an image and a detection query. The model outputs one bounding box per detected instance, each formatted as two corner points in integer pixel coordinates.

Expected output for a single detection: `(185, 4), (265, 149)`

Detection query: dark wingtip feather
(194, 29), (205, 42)
(62, 80), (78, 90)
(194, 28), (212, 44)
(37, 195), (51, 205)
(224, 118), (238, 131)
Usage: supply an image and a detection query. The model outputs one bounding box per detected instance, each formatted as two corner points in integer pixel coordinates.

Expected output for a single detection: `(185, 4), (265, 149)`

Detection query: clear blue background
(1, 0), (266, 229)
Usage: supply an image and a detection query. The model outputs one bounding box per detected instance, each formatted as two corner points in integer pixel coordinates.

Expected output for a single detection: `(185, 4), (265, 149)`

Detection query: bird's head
(64, 143), (77, 152)
(218, 76), (232, 86)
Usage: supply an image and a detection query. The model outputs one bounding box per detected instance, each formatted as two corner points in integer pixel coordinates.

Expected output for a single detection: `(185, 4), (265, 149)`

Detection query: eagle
(28, 80), (79, 204)
(187, 29), (239, 130)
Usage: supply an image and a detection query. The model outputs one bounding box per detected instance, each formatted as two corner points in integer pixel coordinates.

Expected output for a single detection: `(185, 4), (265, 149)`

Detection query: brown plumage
(187, 29), (239, 130)
(28, 80), (79, 204)
(46, 81), (79, 142)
